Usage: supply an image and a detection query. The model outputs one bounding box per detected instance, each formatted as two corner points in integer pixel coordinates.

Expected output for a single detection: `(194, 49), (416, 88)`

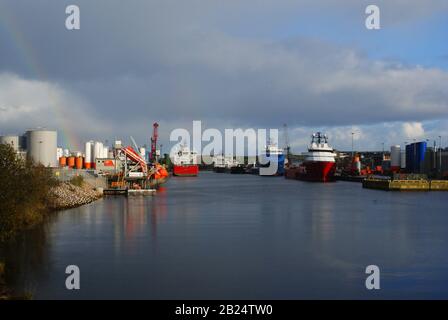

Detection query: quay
(103, 188), (156, 196)
(363, 178), (448, 191)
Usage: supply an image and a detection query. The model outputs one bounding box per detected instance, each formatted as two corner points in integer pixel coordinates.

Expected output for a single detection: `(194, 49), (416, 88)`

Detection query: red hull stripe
(173, 165), (199, 176)
(297, 161), (336, 182)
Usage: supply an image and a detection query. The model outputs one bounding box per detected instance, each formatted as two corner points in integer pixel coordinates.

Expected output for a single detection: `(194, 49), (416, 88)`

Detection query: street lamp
(351, 132), (355, 158)
(439, 136), (442, 176)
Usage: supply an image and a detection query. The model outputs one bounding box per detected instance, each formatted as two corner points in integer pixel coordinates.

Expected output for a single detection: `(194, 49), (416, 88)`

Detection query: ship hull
(230, 165), (246, 174)
(284, 167), (301, 179)
(259, 154), (285, 176)
(297, 161), (336, 182)
(213, 167), (226, 173)
(173, 165), (199, 176)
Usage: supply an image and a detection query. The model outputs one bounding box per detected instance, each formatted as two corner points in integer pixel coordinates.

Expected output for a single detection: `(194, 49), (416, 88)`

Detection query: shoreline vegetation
(0, 143), (102, 299)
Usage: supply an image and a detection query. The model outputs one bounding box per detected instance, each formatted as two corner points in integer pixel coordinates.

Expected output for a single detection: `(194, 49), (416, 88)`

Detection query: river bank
(0, 262), (9, 300)
(0, 181), (102, 299)
(48, 181), (103, 210)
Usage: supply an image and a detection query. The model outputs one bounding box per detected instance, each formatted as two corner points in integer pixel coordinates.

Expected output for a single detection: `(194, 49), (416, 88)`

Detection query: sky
(0, 0), (447, 153)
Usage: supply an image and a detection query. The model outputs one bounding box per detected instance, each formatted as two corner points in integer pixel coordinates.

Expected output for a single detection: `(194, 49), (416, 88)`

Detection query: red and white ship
(172, 145), (199, 177)
(297, 132), (337, 182)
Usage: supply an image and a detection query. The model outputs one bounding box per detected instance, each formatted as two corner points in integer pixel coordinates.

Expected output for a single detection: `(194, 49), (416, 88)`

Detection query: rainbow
(0, 3), (80, 150)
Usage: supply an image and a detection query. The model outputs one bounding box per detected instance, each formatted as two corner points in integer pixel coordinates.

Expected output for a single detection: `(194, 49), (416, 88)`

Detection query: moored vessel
(213, 154), (227, 173)
(296, 132), (336, 182)
(259, 142), (285, 176)
(172, 145), (199, 176)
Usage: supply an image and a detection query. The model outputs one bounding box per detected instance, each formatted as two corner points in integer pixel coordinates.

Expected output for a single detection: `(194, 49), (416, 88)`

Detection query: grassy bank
(0, 143), (101, 299)
(0, 262), (8, 299)
(0, 144), (58, 242)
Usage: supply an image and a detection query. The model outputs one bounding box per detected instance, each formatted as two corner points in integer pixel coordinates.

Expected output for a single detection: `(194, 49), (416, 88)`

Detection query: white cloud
(401, 122), (425, 140)
(0, 73), (108, 149)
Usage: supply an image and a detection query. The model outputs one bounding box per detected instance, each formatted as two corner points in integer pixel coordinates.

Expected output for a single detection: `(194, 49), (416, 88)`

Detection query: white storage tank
(94, 141), (103, 160)
(103, 146), (109, 159)
(401, 150), (406, 169)
(390, 145), (401, 170)
(26, 129), (58, 167)
(85, 141), (93, 168)
(0, 135), (19, 152)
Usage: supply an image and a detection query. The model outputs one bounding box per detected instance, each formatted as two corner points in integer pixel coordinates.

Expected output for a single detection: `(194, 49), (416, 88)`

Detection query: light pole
(160, 143), (163, 162)
(382, 142), (385, 159)
(439, 136), (442, 176)
(351, 132), (355, 158)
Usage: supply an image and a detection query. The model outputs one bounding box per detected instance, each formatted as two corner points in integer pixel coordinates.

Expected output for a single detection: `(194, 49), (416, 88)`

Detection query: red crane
(151, 122), (159, 161)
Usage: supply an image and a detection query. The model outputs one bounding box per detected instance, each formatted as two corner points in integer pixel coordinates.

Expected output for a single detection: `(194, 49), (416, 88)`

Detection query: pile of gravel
(48, 182), (102, 210)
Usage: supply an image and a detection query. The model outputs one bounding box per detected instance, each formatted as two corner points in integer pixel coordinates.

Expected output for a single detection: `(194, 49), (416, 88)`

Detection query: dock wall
(363, 179), (448, 191)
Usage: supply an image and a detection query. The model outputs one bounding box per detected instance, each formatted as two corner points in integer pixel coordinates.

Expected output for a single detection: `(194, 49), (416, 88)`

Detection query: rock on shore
(48, 182), (102, 210)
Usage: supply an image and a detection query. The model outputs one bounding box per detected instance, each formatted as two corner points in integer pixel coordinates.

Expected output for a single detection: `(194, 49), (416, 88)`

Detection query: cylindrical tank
(0, 135), (19, 152)
(59, 157), (67, 167)
(67, 156), (75, 168)
(75, 157), (83, 169)
(390, 145), (401, 170)
(26, 129), (58, 167)
(401, 150), (406, 169)
(85, 141), (92, 168)
(94, 142), (103, 160)
(406, 142), (427, 173)
(103, 146), (109, 159)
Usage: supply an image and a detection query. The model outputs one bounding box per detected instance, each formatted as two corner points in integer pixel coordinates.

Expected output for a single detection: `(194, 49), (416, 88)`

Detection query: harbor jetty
(48, 182), (103, 210)
(363, 177), (448, 191)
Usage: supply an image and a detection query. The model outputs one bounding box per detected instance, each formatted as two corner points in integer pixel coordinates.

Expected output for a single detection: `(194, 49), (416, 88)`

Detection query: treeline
(0, 143), (58, 242)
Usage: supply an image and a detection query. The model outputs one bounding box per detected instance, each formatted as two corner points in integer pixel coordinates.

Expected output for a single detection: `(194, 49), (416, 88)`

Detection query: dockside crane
(151, 122), (159, 162)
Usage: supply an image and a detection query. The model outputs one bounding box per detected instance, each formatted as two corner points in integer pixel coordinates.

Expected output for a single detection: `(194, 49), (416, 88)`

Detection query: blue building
(406, 142), (427, 173)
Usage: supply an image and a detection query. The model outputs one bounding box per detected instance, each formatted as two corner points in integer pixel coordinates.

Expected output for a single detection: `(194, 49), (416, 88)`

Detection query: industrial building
(400, 141), (447, 178)
(0, 129), (58, 167)
(26, 129), (58, 167)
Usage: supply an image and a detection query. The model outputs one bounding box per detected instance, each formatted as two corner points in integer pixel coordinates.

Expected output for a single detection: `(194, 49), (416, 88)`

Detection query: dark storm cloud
(1, 0), (448, 149)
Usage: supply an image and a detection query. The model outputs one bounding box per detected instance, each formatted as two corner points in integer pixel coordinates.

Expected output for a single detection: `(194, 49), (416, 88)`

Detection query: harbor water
(2, 172), (448, 299)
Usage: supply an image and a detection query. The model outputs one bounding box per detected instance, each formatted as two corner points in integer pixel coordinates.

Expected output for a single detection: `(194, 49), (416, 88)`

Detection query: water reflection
(1, 173), (448, 299)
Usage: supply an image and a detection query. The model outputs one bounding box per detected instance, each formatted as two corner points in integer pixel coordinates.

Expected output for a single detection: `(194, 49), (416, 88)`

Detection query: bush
(0, 143), (57, 242)
(69, 175), (84, 187)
